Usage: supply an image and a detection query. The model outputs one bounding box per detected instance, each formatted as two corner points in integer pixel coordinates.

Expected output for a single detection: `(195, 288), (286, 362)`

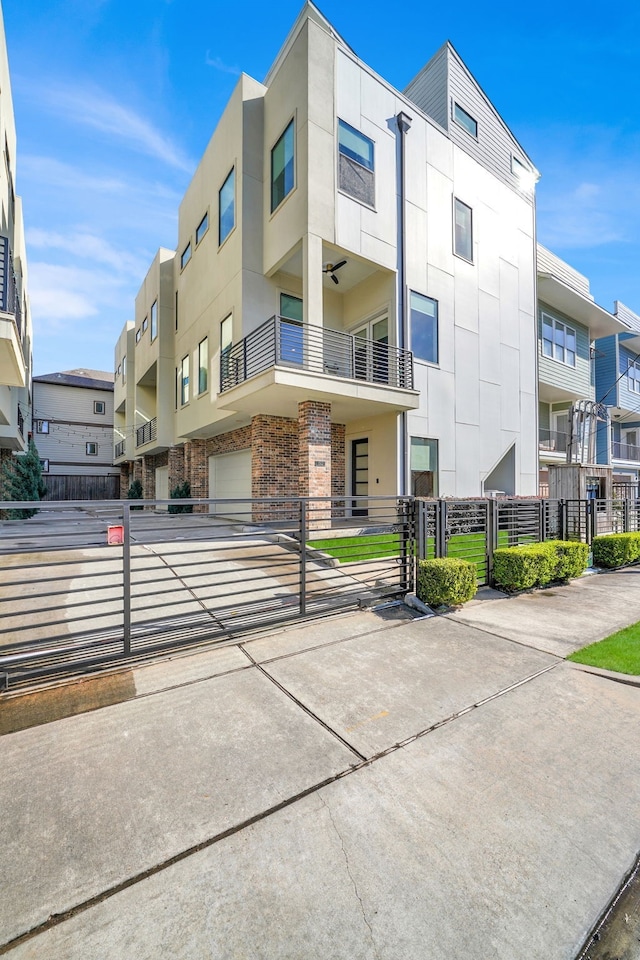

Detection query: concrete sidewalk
(3, 568), (640, 958)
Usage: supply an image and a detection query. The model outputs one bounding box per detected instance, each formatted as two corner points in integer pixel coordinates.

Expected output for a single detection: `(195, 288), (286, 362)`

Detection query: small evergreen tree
(168, 480), (193, 514)
(127, 478), (143, 510)
(2, 438), (47, 519)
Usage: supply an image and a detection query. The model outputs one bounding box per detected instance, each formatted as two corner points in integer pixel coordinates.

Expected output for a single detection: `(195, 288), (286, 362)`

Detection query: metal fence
(1, 494), (639, 691)
(0, 495), (413, 690)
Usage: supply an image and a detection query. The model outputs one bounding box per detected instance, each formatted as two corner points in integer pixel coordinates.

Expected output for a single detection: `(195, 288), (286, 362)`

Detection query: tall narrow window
(410, 437), (438, 497)
(122, 354), (126, 384)
(220, 314), (233, 388)
(180, 355), (190, 405)
(338, 119), (375, 206)
(219, 168), (235, 244)
(181, 242), (192, 270)
(271, 120), (294, 212)
(198, 337), (208, 394)
(196, 211), (209, 245)
(279, 293), (303, 365)
(410, 292), (438, 364)
(454, 198), (473, 262)
(150, 300), (158, 341)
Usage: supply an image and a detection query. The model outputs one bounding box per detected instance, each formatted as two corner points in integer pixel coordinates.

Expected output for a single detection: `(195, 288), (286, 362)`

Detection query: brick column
(133, 459), (143, 484)
(298, 401), (331, 530)
(142, 455), (155, 504)
(185, 439), (208, 511)
(331, 423), (346, 517)
(168, 444), (185, 492)
(251, 415), (298, 522)
(119, 465), (130, 499)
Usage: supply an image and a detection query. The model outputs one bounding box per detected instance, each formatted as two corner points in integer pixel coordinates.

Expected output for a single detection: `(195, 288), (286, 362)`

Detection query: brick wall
(168, 445), (185, 492)
(331, 422), (346, 517)
(299, 401), (331, 529)
(119, 465), (130, 499)
(184, 439), (208, 511)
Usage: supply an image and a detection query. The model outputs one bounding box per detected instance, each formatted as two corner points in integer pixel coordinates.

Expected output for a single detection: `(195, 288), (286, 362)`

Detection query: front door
(351, 438), (368, 516)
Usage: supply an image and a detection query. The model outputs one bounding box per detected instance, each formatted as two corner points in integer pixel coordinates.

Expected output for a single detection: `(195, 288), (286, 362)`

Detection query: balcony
(0, 237), (25, 387)
(136, 417), (157, 448)
(612, 440), (640, 463)
(115, 439), (126, 458)
(539, 428), (567, 454)
(217, 316), (418, 423)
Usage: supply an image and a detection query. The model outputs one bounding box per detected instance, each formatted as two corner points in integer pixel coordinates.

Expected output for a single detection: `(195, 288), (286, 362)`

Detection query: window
(279, 293), (303, 365)
(180, 355), (190, 405)
(220, 314), (233, 386)
(219, 168), (235, 244)
(86, 442), (98, 456)
(541, 313), (576, 366)
(122, 355), (126, 384)
(36, 419), (49, 434)
(117, 363), (121, 376)
(40, 459), (49, 473)
(338, 119), (375, 206)
(410, 292), (438, 364)
(175, 291), (179, 331)
(142, 316), (148, 333)
(150, 300), (158, 341)
(135, 329), (141, 343)
(454, 198), (473, 261)
(410, 438), (438, 497)
(271, 120), (294, 212)
(198, 337), (208, 394)
(196, 211), (209, 245)
(453, 102), (478, 138)
(628, 358), (640, 394)
(94, 400), (105, 415)
(181, 241), (192, 270)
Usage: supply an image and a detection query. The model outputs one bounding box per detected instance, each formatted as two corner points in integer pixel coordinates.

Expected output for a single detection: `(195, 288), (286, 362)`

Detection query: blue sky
(4, 0), (640, 376)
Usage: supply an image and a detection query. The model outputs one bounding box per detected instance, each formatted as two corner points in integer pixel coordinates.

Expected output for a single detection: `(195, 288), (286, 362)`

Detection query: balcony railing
(612, 440), (640, 462)
(115, 439), (126, 458)
(17, 405), (23, 438)
(539, 428), (567, 453)
(136, 417), (157, 448)
(0, 236), (22, 338)
(220, 316), (414, 394)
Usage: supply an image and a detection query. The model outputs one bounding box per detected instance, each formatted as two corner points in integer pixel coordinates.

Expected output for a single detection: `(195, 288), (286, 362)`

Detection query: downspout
(396, 111), (412, 496)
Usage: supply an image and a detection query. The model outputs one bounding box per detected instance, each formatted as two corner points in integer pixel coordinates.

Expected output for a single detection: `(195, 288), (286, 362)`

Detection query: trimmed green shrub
(127, 478), (143, 510)
(417, 557), (477, 607)
(592, 532), (640, 569)
(545, 540), (589, 581)
(492, 542), (558, 592)
(1, 438), (47, 519)
(168, 481), (193, 514)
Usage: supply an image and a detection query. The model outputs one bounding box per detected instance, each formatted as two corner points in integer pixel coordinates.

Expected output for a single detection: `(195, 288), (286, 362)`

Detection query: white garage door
(208, 450), (252, 520)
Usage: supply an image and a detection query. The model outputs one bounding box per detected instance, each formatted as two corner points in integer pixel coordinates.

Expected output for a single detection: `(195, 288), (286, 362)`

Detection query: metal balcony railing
(115, 439), (126, 458)
(136, 417), (157, 448)
(220, 316), (414, 394)
(612, 440), (640, 462)
(539, 428), (567, 453)
(17, 406), (23, 438)
(0, 237), (22, 338)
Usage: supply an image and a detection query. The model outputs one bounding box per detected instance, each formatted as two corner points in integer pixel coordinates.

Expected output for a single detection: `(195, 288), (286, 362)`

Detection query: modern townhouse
(594, 301), (640, 493)
(536, 245), (629, 495)
(115, 2), (540, 507)
(0, 2), (32, 476)
(33, 370), (119, 499)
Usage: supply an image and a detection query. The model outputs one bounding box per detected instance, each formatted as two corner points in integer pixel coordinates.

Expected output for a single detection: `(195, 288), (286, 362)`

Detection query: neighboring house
(115, 1), (540, 505)
(594, 302), (640, 491)
(0, 2), (32, 478)
(32, 370), (119, 499)
(536, 245), (628, 495)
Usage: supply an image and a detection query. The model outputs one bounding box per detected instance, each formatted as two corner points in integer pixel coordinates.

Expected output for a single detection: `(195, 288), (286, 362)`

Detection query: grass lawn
(568, 622), (640, 675)
(307, 533), (402, 563)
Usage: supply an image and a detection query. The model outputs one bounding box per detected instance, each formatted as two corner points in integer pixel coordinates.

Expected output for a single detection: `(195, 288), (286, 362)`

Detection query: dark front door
(351, 438), (368, 516)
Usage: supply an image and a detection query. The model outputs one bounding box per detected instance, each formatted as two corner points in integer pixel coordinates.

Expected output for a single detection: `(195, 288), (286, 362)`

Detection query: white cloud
(28, 261), (131, 331)
(24, 83), (194, 173)
(27, 228), (148, 278)
(205, 52), (240, 75)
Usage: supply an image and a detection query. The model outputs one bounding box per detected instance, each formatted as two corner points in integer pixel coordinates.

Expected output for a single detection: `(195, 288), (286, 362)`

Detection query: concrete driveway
(2, 569), (640, 958)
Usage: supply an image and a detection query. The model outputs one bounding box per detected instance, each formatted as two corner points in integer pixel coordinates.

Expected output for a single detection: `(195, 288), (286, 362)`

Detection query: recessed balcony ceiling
(277, 245), (382, 293)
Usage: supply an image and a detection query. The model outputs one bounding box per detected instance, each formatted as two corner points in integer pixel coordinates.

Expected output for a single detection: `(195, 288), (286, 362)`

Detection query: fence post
(539, 499), (545, 542)
(416, 499), (427, 561)
(122, 502), (132, 657)
(299, 499), (307, 617)
(560, 500), (567, 541)
(587, 499), (596, 545)
(624, 498), (630, 533)
(487, 498), (499, 585)
(436, 500), (447, 558)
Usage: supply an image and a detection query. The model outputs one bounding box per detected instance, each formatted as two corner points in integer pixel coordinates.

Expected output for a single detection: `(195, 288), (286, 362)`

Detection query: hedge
(544, 540), (590, 581)
(592, 532), (640, 569)
(417, 557), (477, 607)
(492, 543), (558, 592)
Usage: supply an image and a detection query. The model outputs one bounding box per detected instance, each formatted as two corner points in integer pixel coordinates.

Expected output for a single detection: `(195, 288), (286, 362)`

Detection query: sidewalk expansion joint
(0, 659), (560, 955)
(442, 613), (565, 660)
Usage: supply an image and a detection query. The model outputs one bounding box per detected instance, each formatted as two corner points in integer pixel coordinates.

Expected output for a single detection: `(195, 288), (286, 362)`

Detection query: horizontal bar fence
(0, 495), (639, 691)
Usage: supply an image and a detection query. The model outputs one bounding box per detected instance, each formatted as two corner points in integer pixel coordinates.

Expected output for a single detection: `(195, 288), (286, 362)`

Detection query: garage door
(155, 465), (169, 508)
(208, 450), (252, 520)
